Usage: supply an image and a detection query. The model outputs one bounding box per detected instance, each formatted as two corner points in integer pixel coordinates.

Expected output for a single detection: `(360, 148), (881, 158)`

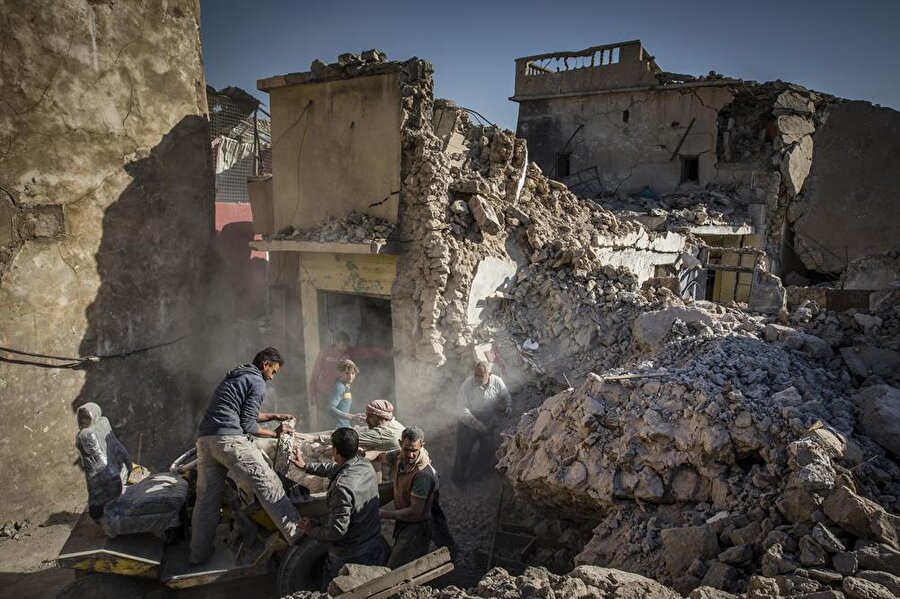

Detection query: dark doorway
(318, 292), (395, 407)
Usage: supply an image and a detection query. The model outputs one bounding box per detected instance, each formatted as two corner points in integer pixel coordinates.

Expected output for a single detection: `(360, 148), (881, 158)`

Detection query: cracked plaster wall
(790, 100), (900, 274)
(0, 0), (214, 522)
(516, 85), (734, 195)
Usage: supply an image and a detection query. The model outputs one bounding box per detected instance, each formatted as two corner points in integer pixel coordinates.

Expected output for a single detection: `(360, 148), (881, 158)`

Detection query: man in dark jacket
(291, 427), (389, 590)
(190, 348), (298, 564)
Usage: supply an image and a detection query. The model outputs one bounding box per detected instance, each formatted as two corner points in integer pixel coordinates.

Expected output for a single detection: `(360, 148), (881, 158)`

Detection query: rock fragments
(266, 210), (395, 245)
(494, 312), (900, 597)
(394, 565), (681, 599)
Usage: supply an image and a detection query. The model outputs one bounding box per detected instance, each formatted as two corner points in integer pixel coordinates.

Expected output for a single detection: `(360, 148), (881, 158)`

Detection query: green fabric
(410, 473), (434, 498)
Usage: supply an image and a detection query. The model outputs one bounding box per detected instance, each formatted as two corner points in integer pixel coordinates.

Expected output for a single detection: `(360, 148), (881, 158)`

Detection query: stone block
(700, 561), (739, 592)
(842, 347), (900, 381)
(780, 135), (814, 197)
(833, 551), (859, 576)
(778, 115), (816, 145)
(468, 194), (502, 235)
(823, 486), (900, 550)
(855, 543), (900, 576)
(661, 525), (720, 576)
(855, 385), (900, 459)
(841, 576), (894, 599)
(856, 570), (900, 597)
(762, 543), (799, 576)
(774, 91), (816, 116)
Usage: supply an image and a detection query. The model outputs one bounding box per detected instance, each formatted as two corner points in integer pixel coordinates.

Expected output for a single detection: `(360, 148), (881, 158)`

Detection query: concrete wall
(516, 85), (734, 194)
(513, 41), (657, 100)
(268, 74), (402, 230)
(789, 101), (900, 273)
(0, 0), (214, 522)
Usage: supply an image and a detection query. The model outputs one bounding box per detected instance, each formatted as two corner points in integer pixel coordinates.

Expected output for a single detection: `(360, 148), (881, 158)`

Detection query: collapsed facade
(249, 50), (696, 428)
(513, 40), (900, 306)
(256, 47), (900, 598)
(0, 10), (897, 594)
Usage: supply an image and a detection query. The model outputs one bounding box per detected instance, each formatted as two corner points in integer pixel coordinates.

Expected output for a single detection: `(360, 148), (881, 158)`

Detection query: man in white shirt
(451, 361), (511, 487)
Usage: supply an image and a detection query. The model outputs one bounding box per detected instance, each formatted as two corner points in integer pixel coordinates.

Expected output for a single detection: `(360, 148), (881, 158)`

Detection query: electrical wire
(458, 106), (495, 127)
(0, 333), (190, 370)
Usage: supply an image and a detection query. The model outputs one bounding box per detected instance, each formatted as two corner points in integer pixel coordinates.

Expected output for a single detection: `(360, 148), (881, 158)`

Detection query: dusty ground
(0, 511), (79, 599)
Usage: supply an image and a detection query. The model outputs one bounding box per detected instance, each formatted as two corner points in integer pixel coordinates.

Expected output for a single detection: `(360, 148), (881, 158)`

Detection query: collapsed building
(1, 6), (898, 594)
(256, 47), (900, 598)
(513, 40), (900, 308)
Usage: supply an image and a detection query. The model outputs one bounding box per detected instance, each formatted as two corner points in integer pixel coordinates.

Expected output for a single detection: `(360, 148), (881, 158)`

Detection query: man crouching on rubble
(190, 347), (300, 564)
(291, 427), (389, 590)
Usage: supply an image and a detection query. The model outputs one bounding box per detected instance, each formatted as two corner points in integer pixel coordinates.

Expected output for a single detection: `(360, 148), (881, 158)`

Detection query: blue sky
(201, 0), (900, 130)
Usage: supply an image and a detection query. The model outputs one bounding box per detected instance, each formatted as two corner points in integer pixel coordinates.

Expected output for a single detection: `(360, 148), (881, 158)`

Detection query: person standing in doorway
(308, 331), (391, 428)
(327, 359), (365, 429)
(451, 360), (511, 487)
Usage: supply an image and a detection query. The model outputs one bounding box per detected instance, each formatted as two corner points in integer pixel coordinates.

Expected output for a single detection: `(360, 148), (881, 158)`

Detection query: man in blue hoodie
(190, 347), (299, 564)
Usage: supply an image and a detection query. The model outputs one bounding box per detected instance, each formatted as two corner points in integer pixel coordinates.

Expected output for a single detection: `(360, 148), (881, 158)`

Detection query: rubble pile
(282, 435), (333, 494)
(397, 565), (683, 598)
(496, 325), (900, 595)
(597, 188), (750, 232)
(0, 519), (30, 541)
(791, 292), (900, 389)
(266, 211), (395, 245)
(396, 99), (692, 373)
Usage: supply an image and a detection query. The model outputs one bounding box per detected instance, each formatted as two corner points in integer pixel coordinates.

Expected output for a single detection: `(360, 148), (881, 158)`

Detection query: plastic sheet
(75, 403), (132, 520)
(101, 473), (189, 538)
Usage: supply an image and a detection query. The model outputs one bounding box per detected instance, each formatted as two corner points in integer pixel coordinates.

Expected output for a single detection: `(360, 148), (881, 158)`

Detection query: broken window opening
(556, 153), (571, 178)
(680, 156), (699, 183)
(622, 110), (630, 123)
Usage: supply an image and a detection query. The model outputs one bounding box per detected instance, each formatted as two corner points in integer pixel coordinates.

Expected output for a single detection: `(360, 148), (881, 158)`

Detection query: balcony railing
(524, 45), (622, 76)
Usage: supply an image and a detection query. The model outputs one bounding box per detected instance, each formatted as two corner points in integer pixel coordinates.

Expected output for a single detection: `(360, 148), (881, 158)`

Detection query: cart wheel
(57, 572), (148, 599)
(275, 537), (328, 594)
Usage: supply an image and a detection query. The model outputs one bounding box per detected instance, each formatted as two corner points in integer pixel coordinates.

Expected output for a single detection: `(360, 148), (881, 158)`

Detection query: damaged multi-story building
(513, 40), (900, 307)
(233, 45), (900, 598)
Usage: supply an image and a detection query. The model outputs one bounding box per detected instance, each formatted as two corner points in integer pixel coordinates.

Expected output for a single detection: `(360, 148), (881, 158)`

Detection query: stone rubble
(492, 302), (900, 597)
(0, 519), (30, 541)
(265, 210), (395, 246)
(274, 53), (900, 599)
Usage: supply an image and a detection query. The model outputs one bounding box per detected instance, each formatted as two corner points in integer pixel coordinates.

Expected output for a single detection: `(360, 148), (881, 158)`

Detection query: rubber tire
(57, 572), (148, 599)
(275, 537), (329, 595)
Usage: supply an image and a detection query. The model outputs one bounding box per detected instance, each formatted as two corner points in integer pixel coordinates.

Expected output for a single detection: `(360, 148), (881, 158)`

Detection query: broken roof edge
(514, 39), (653, 65)
(258, 55), (429, 92)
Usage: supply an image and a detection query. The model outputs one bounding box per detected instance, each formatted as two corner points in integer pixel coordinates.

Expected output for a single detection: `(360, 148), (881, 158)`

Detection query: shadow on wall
(72, 115), (216, 469)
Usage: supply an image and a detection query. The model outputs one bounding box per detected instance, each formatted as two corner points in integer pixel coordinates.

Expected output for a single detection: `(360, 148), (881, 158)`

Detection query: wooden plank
(705, 263), (754, 274)
(364, 563), (455, 599)
(336, 547), (451, 599)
